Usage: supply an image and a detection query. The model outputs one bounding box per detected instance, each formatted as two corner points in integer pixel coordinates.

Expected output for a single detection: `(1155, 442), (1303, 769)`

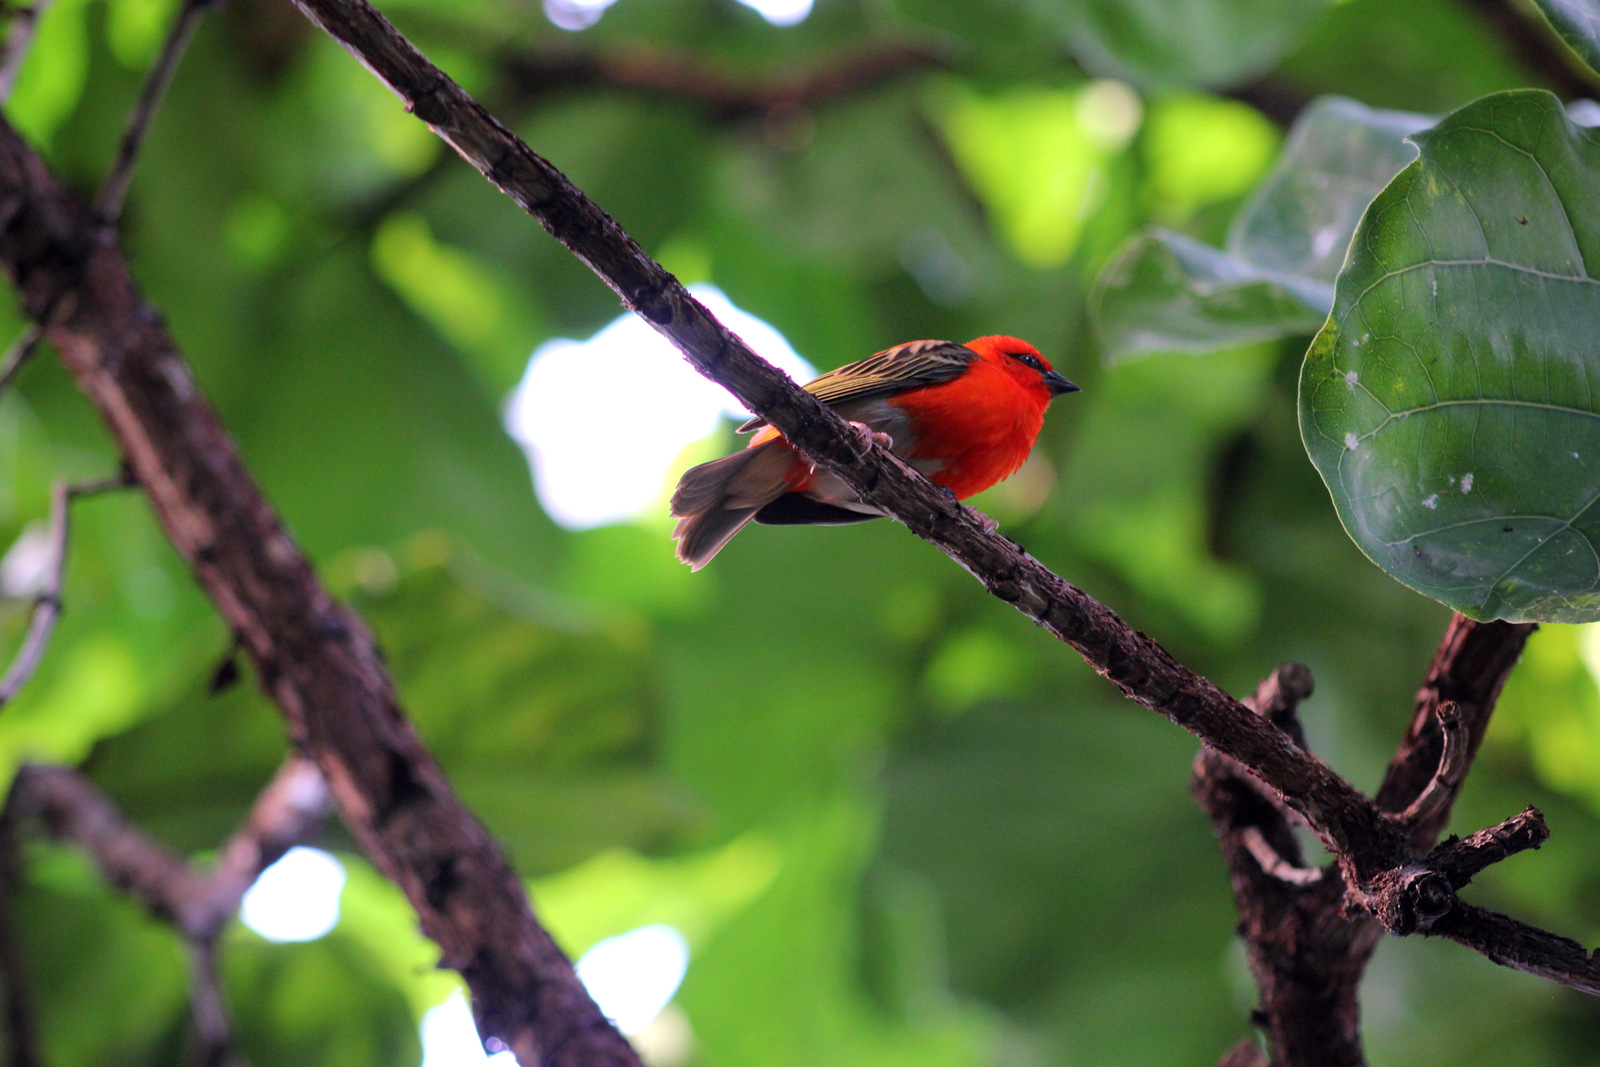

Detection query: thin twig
(1241, 827), (1323, 887)
(1427, 806), (1548, 887)
(1430, 901), (1600, 994)
(94, 0), (217, 223)
(1376, 616), (1536, 849)
(185, 757), (328, 939)
(0, 324), (39, 400)
(187, 938), (246, 1067)
(0, 0), (50, 104)
(0, 473), (133, 710)
(1400, 701), (1467, 827)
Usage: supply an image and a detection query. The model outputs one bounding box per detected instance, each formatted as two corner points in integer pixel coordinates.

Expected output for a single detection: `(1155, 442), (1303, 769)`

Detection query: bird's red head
(965, 335), (1080, 401)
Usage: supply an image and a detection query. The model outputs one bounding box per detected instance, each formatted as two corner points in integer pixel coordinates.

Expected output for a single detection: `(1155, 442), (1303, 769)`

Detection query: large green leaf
(1301, 90), (1600, 622)
(1093, 97), (1430, 360)
(1533, 0), (1600, 77)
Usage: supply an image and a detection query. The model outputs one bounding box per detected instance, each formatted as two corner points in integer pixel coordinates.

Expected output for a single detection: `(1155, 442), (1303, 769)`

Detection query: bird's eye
(1011, 351), (1044, 371)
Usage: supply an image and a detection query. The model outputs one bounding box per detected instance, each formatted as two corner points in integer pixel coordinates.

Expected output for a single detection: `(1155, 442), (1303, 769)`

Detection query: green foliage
(1302, 90), (1600, 622)
(1533, 0), (1600, 77)
(5, 0), (1600, 1064)
(1095, 96), (1430, 360)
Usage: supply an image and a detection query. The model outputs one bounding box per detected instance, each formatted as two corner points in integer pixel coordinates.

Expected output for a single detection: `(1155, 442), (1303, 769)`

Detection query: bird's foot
(974, 511), (1000, 535)
(848, 421), (893, 449)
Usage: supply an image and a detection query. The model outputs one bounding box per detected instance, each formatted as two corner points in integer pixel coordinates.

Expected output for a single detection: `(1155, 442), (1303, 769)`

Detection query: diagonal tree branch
(285, 0), (1403, 881)
(0, 115), (640, 1067)
(278, 0), (1600, 1009)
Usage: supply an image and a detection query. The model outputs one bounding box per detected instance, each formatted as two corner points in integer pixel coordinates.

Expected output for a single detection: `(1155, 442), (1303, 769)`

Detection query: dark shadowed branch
(1195, 616), (1542, 1064)
(6, 758), (331, 1064)
(0, 798), (34, 1067)
(1194, 664), (1377, 1067)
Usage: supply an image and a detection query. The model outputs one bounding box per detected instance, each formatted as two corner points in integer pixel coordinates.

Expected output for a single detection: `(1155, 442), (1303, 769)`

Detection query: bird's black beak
(1043, 370), (1081, 396)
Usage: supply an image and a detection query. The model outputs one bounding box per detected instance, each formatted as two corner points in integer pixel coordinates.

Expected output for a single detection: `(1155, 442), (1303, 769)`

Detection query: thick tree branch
(1194, 665), (1377, 1067)
(285, 0), (1403, 881)
(0, 117), (639, 1066)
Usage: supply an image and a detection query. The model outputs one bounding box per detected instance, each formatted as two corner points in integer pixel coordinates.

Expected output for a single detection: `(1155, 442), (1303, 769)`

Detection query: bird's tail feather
(670, 441), (794, 570)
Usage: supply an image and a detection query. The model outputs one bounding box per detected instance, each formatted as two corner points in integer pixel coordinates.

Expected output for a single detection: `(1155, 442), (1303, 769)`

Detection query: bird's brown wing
(736, 339), (977, 433)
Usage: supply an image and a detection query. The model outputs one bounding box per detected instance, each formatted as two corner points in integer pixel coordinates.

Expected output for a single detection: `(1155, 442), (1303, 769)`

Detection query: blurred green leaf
(226, 924), (422, 1067)
(105, 0), (183, 68)
(1143, 92), (1281, 222)
(8, 0), (91, 145)
(531, 833), (782, 954)
(351, 540), (694, 874)
(1056, 346), (1274, 640)
(371, 212), (545, 395)
(936, 82), (1138, 269)
(1095, 96), (1430, 360)
(1302, 90), (1600, 622)
(1493, 622), (1600, 812)
(1028, 0), (1331, 89)
(19, 844), (189, 1066)
(1532, 0), (1600, 77)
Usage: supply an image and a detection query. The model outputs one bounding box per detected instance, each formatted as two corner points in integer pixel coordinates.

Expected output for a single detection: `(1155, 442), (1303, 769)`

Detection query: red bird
(670, 335), (1079, 569)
